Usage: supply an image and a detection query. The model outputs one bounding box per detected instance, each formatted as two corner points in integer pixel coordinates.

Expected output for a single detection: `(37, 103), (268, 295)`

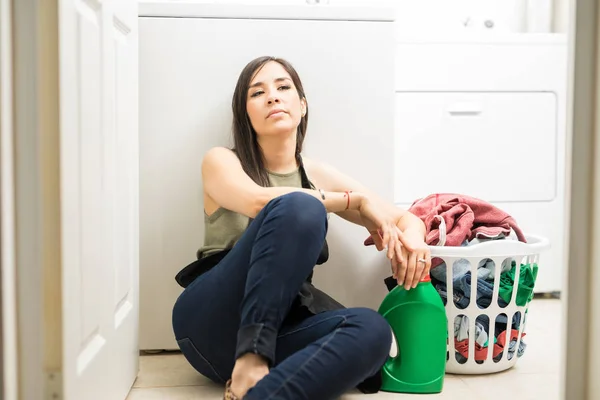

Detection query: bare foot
(230, 354), (270, 398)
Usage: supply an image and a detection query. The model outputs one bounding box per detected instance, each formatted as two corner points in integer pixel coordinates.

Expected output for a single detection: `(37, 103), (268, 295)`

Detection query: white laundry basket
(429, 234), (550, 374)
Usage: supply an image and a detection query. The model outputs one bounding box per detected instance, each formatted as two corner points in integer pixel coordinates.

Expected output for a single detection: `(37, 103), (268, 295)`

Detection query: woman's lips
(267, 109), (286, 118)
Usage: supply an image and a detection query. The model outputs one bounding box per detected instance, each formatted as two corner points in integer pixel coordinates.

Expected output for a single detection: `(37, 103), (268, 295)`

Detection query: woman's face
(246, 61), (306, 138)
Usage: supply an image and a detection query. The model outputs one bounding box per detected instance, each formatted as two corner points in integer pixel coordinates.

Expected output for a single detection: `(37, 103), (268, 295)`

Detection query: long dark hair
(231, 56), (309, 187)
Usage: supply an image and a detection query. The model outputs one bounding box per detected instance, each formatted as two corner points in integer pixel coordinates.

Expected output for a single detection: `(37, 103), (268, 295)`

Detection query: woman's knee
(269, 192), (327, 233)
(349, 308), (393, 363)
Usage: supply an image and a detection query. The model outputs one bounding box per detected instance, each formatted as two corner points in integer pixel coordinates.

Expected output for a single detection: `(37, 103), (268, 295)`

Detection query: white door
(58, 1), (139, 399)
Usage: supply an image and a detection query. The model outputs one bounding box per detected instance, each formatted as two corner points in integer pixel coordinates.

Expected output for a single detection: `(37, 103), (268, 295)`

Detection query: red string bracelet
(345, 190), (351, 210)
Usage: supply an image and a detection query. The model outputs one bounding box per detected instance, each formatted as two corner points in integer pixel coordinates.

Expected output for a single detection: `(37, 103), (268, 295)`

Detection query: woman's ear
(301, 98), (307, 117)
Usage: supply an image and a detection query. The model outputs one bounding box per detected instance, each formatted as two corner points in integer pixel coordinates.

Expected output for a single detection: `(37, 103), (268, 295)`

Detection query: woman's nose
(267, 94), (280, 104)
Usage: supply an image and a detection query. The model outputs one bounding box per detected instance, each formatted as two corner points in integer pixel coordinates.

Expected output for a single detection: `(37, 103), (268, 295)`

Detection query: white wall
(155, 0), (560, 33)
(553, 0), (571, 33)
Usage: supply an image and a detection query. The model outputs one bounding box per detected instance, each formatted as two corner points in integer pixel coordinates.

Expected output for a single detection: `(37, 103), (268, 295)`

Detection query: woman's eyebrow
(249, 77), (291, 89)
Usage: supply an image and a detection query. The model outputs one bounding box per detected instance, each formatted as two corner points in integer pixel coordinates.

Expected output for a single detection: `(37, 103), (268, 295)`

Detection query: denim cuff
(235, 323), (278, 366)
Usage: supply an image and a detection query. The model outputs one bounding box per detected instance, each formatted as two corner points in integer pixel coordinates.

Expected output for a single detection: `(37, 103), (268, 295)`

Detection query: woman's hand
(391, 227), (432, 290)
(356, 196), (399, 262)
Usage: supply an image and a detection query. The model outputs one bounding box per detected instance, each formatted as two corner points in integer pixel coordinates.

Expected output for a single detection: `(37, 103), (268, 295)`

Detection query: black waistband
(175, 250), (231, 288)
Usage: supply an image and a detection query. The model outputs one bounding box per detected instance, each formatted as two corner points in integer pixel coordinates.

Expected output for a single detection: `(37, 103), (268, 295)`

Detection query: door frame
(11, 0), (45, 397)
(8, 0), (61, 399)
(1, 0), (18, 398)
(562, 0), (600, 398)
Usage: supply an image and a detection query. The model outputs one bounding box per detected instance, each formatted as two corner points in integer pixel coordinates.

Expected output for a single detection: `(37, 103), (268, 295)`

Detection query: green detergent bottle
(377, 274), (447, 394)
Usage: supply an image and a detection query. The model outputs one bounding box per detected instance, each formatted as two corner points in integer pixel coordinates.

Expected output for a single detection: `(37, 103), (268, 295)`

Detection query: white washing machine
(138, 1), (396, 350)
(393, 32), (568, 294)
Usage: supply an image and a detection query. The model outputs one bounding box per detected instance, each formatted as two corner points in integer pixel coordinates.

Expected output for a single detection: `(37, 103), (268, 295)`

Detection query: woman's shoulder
(204, 146), (235, 159)
(202, 146), (239, 168)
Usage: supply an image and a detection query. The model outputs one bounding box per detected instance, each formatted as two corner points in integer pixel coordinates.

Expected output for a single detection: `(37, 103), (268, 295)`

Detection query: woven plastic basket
(429, 234), (550, 374)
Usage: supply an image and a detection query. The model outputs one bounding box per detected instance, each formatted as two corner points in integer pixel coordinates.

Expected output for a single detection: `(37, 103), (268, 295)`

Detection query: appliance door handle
(447, 101), (483, 116)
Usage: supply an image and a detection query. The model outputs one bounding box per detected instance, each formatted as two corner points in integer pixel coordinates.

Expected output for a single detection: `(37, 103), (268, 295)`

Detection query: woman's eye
(250, 86), (289, 97)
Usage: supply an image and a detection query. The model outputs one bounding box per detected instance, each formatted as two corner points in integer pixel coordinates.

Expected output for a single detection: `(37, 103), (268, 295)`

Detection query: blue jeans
(172, 193), (392, 399)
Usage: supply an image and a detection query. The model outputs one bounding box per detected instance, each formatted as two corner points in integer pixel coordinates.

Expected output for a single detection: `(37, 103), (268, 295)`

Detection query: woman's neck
(258, 134), (298, 174)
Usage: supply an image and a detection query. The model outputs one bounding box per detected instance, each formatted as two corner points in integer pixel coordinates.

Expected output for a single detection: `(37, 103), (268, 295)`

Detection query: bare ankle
(236, 353), (268, 368)
(230, 354), (270, 398)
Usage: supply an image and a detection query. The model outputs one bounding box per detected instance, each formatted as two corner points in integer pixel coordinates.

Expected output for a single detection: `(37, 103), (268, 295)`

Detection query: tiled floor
(127, 298), (562, 400)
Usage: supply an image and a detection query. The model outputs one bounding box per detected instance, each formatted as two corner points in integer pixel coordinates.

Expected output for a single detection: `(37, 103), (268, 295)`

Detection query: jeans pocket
(177, 337), (225, 383)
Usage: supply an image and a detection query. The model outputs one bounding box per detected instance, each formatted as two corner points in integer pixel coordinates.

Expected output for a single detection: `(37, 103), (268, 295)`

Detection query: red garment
(363, 194), (526, 265)
(454, 338), (498, 361)
(496, 329), (522, 349)
(409, 193), (527, 247)
(454, 329), (523, 361)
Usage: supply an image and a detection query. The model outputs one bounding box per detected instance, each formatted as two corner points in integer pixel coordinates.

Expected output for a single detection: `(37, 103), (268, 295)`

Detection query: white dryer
(393, 33), (568, 294)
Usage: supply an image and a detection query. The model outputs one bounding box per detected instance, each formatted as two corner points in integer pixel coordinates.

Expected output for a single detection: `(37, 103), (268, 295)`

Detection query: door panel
(59, 0), (139, 399)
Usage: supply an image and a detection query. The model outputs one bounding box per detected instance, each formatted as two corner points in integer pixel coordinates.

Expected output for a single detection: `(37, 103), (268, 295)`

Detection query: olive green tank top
(197, 169), (303, 259)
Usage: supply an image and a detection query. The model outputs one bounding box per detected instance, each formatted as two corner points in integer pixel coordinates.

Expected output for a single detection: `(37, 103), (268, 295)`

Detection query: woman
(172, 56), (432, 400)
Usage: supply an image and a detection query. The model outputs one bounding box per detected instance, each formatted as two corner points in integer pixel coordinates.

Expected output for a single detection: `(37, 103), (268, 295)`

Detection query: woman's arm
(303, 158), (425, 236)
(202, 147), (367, 218)
(304, 158), (431, 289)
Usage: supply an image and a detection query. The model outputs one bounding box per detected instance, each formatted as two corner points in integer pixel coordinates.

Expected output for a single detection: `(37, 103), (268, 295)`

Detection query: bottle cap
(420, 273), (431, 283)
